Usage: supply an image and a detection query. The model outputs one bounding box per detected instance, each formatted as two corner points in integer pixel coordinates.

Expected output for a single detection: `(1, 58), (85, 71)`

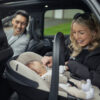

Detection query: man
(2, 10), (30, 100)
(6, 10), (30, 56)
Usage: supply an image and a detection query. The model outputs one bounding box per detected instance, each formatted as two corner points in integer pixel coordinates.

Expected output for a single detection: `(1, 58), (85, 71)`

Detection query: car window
(44, 9), (84, 36)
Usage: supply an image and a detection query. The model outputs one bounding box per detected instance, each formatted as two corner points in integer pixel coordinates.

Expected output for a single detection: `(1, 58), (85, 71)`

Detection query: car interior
(0, 0), (100, 100)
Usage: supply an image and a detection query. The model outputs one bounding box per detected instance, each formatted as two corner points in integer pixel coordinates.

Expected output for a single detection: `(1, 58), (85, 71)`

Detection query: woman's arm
(67, 60), (90, 79)
(67, 60), (100, 88)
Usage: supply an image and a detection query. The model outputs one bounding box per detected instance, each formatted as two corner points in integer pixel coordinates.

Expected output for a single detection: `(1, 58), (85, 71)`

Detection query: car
(0, 0), (100, 100)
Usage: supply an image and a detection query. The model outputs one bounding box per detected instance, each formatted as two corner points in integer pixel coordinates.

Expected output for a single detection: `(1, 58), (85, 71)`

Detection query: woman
(41, 12), (100, 89)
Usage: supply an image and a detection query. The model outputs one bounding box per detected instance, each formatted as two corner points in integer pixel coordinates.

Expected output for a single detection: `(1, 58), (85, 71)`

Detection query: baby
(26, 60), (47, 76)
(26, 60), (94, 100)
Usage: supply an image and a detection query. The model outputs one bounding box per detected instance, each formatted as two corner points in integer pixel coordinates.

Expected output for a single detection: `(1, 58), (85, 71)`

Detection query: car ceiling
(0, 0), (90, 11)
(0, 0), (91, 17)
(0, 0), (99, 21)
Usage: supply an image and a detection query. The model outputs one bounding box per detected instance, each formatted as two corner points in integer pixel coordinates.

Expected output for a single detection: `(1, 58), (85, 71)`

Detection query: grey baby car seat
(5, 32), (82, 100)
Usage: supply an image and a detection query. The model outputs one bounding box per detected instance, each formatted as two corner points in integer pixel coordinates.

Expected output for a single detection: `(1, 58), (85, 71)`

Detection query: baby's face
(27, 61), (47, 76)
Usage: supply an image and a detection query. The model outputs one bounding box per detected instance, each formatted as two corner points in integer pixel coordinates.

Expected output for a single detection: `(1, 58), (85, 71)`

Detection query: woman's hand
(65, 61), (69, 70)
(41, 56), (53, 67)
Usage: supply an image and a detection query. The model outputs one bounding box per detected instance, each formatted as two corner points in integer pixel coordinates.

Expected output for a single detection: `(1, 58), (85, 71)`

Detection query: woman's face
(72, 22), (94, 47)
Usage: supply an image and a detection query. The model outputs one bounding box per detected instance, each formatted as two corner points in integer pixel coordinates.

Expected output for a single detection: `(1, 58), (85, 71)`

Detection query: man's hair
(13, 10), (29, 23)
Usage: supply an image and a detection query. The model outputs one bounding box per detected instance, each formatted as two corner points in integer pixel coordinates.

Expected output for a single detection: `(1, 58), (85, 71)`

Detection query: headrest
(16, 52), (42, 65)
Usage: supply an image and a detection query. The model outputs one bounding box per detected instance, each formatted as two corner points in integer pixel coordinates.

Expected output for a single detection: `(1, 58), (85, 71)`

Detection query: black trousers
(0, 77), (14, 100)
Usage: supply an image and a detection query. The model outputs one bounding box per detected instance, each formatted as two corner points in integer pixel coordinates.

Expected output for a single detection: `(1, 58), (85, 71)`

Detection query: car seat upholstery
(0, 19), (13, 75)
(17, 52), (42, 64)
(26, 17), (52, 56)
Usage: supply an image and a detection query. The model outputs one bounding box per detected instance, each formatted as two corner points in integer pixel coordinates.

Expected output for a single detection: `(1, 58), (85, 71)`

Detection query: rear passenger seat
(26, 17), (52, 56)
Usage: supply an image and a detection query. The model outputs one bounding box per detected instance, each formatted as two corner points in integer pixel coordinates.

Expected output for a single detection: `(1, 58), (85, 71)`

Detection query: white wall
(54, 10), (63, 19)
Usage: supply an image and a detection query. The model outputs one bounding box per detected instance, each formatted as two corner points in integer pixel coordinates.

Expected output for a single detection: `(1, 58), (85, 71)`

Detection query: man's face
(12, 14), (28, 35)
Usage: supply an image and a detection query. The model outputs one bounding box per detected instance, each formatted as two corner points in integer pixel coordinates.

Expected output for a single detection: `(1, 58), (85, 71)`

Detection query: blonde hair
(69, 13), (100, 57)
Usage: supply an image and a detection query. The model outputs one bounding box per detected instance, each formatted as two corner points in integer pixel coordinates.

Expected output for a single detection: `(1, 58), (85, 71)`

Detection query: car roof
(0, 0), (100, 21)
(0, 0), (90, 10)
(0, 0), (93, 11)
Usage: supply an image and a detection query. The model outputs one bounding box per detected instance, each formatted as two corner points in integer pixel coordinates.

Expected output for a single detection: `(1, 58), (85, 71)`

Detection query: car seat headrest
(17, 52), (42, 65)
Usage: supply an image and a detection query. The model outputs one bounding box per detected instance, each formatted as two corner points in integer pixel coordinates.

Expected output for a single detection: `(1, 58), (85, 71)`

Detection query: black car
(0, 0), (100, 100)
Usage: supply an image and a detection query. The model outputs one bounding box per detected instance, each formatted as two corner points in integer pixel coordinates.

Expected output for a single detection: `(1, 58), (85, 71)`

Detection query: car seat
(26, 17), (52, 56)
(5, 32), (82, 100)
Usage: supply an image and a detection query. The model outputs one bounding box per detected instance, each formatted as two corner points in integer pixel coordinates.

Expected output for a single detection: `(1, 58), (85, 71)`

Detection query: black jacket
(0, 20), (13, 76)
(67, 46), (100, 88)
